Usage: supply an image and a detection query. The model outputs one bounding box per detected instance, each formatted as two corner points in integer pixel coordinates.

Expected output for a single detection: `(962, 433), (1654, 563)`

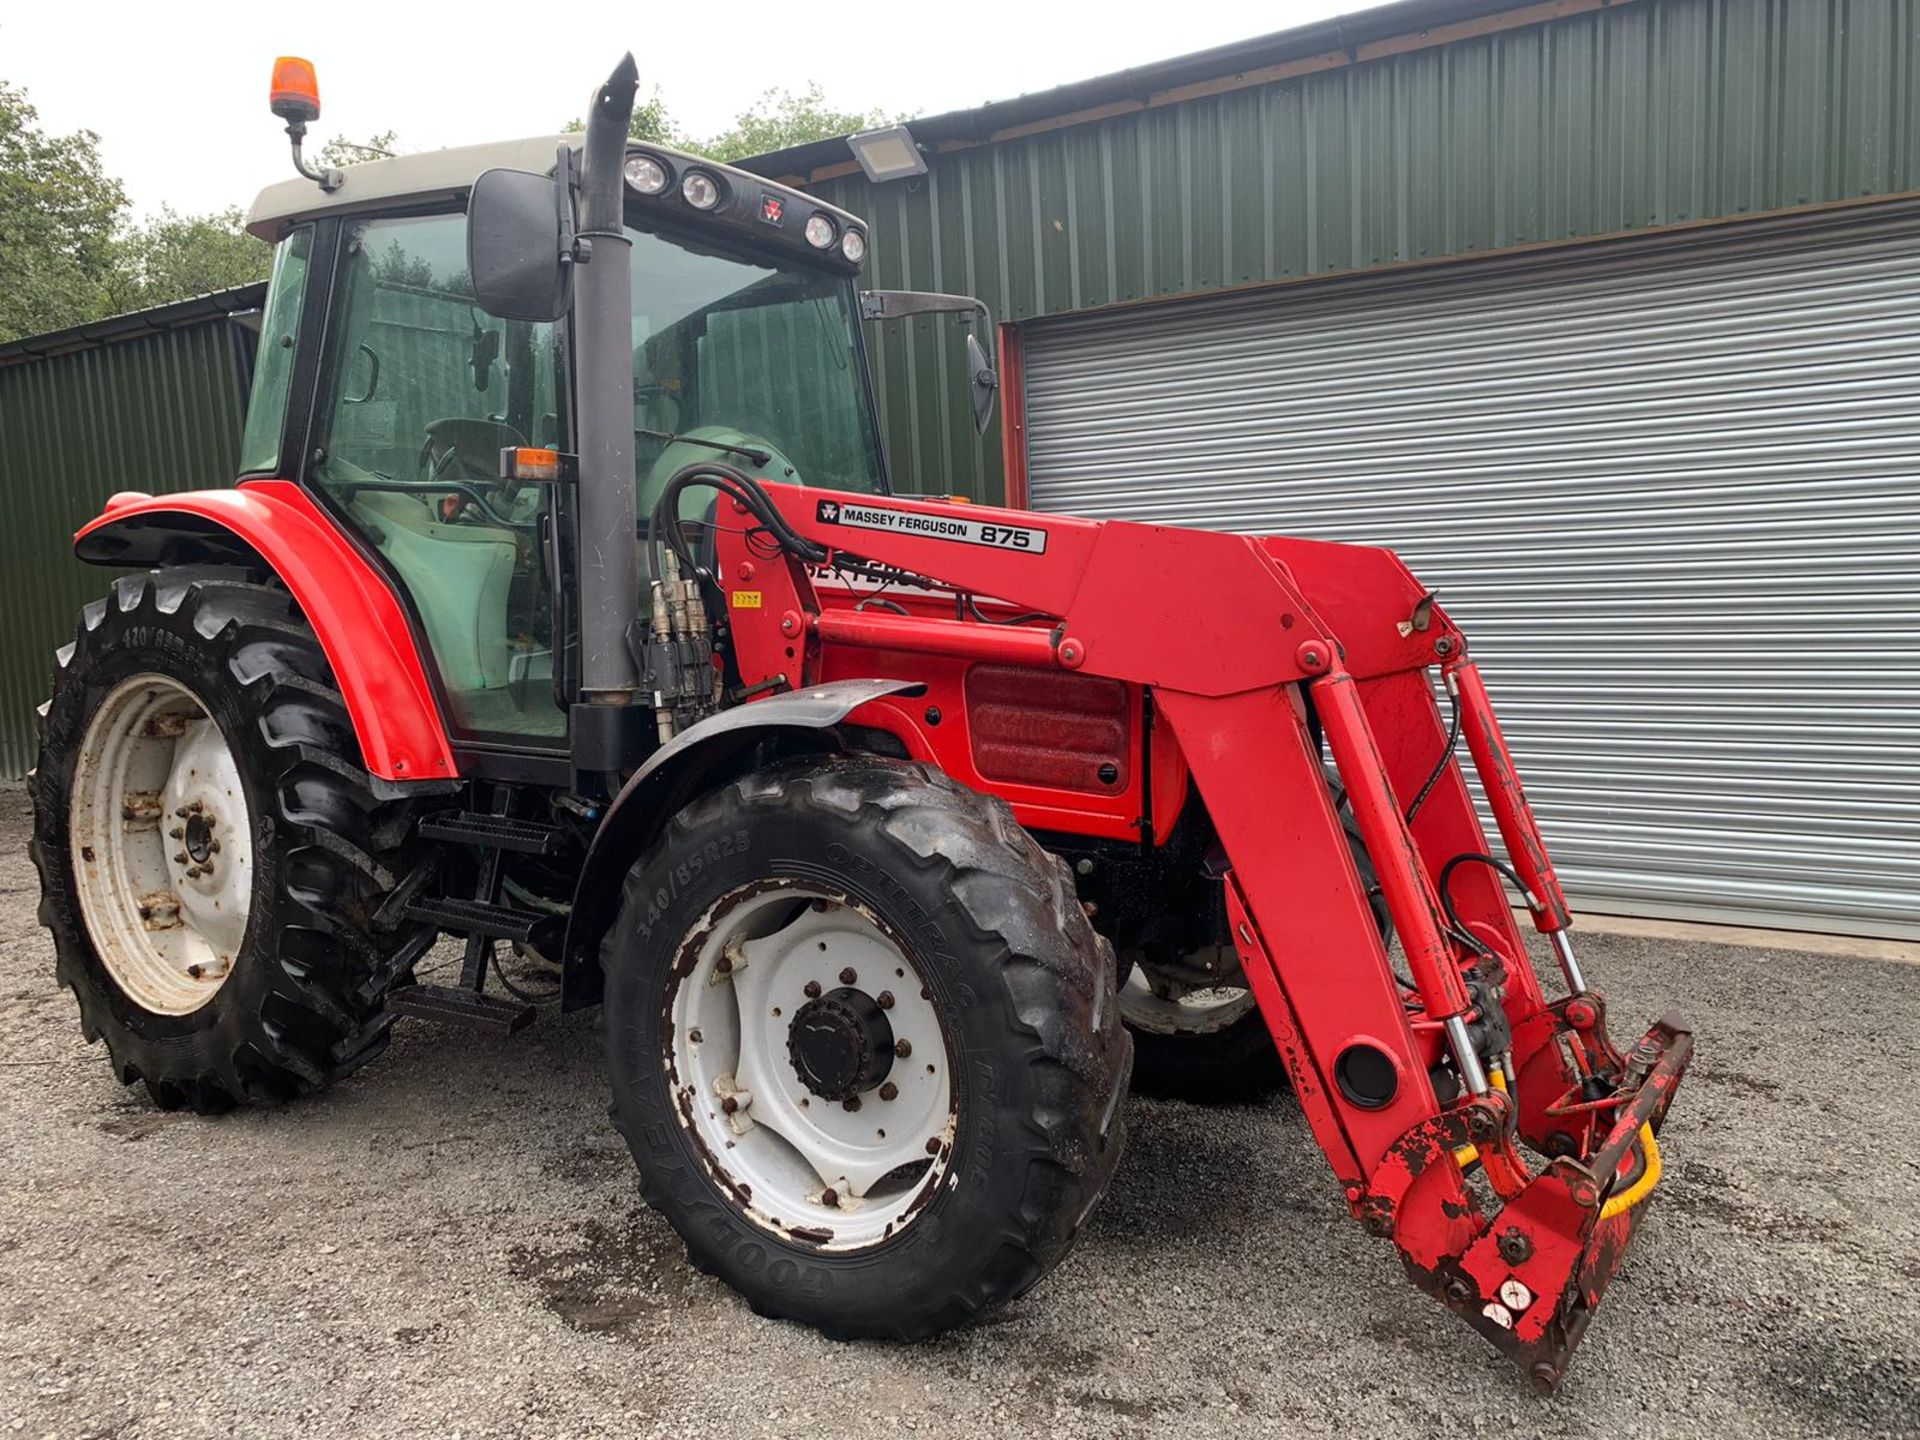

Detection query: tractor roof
(244, 136), (863, 245)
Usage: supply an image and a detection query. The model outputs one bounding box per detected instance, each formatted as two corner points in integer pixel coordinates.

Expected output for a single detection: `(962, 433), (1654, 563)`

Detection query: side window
(237, 227), (313, 476)
(311, 214), (563, 742)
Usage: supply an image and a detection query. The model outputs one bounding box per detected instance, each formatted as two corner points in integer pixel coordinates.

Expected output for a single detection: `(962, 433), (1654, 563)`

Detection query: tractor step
(401, 895), (551, 945)
(384, 983), (537, 1035)
(418, 810), (564, 855)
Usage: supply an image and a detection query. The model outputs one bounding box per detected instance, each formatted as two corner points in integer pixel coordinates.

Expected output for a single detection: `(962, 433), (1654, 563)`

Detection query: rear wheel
(1119, 953), (1286, 1102)
(1120, 807), (1390, 1104)
(30, 571), (420, 1112)
(602, 754), (1130, 1339)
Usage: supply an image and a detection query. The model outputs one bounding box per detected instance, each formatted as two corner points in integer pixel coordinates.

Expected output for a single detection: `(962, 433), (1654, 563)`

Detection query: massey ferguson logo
(814, 498), (1047, 553)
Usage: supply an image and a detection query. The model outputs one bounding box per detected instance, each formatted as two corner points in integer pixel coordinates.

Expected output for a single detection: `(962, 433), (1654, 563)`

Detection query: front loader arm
(714, 484), (1692, 1390)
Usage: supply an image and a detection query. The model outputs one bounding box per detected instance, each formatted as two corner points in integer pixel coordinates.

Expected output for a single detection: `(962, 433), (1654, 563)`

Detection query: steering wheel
(419, 417), (528, 523)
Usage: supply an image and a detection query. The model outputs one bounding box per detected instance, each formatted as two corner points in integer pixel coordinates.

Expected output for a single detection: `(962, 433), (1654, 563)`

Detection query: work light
(841, 228), (867, 264)
(847, 125), (928, 184)
(804, 213), (837, 249)
(624, 154), (670, 195)
(682, 171), (720, 210)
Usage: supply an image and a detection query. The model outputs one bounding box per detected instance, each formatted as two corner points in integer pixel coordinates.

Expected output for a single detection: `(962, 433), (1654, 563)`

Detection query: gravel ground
(1, 780), (1915, 1439)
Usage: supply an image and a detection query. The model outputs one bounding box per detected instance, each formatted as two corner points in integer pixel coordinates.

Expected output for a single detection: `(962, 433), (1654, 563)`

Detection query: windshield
(628, 224), (884, 515)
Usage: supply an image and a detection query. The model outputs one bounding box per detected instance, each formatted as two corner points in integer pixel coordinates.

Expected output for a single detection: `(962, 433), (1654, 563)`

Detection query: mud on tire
(602, 754), (1131, 1339)
(30, 570), (423, 1113)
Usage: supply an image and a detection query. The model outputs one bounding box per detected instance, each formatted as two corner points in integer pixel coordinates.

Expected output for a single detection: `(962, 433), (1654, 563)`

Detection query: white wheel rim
(1118, 960), (1257, 1037)
(68, 674), (255, 1016)
(668, 884), (956, 1251)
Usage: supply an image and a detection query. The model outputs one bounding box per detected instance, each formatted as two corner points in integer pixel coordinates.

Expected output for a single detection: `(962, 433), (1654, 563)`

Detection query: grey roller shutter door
(1022, 203), (1920, 942)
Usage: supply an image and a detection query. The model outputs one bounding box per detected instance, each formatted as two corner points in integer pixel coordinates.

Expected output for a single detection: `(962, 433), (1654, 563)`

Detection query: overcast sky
(4, 0), (1357, 221)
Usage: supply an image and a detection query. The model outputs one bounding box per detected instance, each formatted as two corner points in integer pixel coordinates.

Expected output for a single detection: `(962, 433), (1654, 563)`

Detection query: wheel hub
(182, 809), (216, 866)
(69, 674), (254, 1016)
(668, 885), (955, 1250)
(787, 987), (894, 1101)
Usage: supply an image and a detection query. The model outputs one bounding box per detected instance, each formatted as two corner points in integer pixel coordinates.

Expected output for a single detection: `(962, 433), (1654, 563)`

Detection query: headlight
(682, 171), (720, 210)
(623, 154), (670, 195)
(840, 228), (867, 264)
(804, 213), (836, 249)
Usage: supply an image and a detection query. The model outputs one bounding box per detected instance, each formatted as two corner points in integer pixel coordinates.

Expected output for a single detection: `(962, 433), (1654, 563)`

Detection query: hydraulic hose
(1599, 1125), (1663, 1219)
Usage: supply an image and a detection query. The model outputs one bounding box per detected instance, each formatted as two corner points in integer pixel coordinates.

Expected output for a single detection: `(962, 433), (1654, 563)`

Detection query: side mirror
(964, 332), (998, 436)
(468, 166), (575, 323)
(861, 290), (998, 435)
(469, 321), (500, 392)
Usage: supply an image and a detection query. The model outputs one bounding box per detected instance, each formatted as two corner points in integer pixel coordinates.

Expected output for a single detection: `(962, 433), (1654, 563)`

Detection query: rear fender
(560, 677), (926, 1009)
(74, 481), (455, 783)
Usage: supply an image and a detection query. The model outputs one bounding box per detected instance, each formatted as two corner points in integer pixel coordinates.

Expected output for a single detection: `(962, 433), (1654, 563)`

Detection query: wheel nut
(842, 1096), (862, 1112)
(715, 953), (733, 974)
(168, 827), (184, 840)
(925, 1137), (941, 1156)
(820, 1188), (840, 1208)
(720, 1096), (738, 1115)
(802, 980), (822, 999)
(878, 1082), (898, 1102)
(173, 851), (188, 865)
(174, 807), (189, 819)
(876, 990), (894, 1009)
(839, 967), (857, 985)
(894, 1039), (912, 1058)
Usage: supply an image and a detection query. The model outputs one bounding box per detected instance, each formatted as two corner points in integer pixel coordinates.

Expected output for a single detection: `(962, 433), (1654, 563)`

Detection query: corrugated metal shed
(1019, 200), (1920, 940)
(0, 287), (263, 776)
(793, 0), (1920, 503)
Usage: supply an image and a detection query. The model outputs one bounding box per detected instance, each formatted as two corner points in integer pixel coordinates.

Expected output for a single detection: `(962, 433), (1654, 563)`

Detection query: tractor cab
(238, 125), (916, 755)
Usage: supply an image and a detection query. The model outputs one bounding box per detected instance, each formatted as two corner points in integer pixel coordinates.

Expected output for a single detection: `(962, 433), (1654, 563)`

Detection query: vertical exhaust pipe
(573, 55), (641, 703)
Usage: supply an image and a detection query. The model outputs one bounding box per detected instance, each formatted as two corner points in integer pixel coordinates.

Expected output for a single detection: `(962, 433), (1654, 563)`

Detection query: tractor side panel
(817, 644), (1148, 843)
(73, 480), (456, 782)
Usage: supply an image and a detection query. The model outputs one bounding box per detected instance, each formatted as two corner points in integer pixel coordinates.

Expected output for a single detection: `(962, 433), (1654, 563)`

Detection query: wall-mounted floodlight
(847, 125), (929, 184)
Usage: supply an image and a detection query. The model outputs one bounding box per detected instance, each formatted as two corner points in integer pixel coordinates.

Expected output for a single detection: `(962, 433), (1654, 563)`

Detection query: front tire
(30, 571), (420, 1112)
(602, 754), (1130, 1339)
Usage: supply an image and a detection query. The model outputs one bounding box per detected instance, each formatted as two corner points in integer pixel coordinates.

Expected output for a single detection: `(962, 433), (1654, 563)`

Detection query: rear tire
(1120, 805), (1389, 1105)
(30, 571), (422, 1112)
(602, 754), (1130, 1339)
(1121, 972), (1286, 1103)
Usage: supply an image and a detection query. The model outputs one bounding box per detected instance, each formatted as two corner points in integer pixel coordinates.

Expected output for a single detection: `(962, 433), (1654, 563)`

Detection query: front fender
(76, 480), (455, 783)
(560, 677), (925, 1008)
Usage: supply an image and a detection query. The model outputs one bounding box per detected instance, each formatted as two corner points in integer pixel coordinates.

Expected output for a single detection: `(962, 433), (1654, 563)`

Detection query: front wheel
(602, 755), (1130, 1339)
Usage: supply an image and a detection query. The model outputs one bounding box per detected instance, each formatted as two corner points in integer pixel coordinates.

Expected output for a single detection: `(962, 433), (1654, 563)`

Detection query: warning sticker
(815, 498), (1048, 555)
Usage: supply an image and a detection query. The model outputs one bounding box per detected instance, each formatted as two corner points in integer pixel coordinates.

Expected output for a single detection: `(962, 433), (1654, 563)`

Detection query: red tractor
(29, 56), (1689, 1390)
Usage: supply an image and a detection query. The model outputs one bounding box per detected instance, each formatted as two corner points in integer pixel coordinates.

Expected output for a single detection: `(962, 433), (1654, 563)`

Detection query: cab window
(310, 214), (563, 742)
(629, 225), (883, 523)
(237, 227), (314, 476)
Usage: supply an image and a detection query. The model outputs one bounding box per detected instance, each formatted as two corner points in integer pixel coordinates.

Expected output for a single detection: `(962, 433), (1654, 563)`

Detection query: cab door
(306, 211), (567, 747)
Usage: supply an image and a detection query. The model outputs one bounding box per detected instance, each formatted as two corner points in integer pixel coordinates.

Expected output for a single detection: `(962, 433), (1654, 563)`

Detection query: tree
(693, 83), (900, 162)
(561, 81), (905, 162)
(562, 89), (675, 145)
(317, 130), (399, 170)
(110, 206), (270, 311)
(0, 81), (127, 342)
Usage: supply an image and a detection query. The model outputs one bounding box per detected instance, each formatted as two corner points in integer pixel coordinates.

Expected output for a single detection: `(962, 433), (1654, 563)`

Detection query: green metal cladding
(0, 320), (256, 775)
(815, 0), (1920, 504)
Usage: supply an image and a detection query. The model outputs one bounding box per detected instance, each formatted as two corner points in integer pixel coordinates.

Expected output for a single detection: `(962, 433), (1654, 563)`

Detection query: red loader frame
(712, 484), (1691, 1391)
